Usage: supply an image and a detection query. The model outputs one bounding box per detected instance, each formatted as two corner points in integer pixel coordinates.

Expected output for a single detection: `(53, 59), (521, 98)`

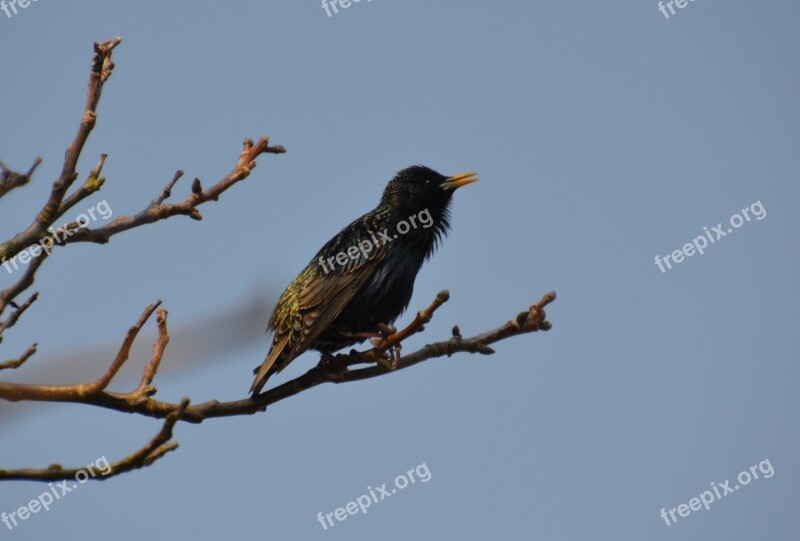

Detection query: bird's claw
(375, 343), (401, 370)
(375, 354), (394, 370)
(369, 323), (397, 348)
(376, 323), (396, 336)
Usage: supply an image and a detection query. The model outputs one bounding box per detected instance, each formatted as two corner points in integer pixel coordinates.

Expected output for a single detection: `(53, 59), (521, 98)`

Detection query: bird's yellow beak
(440, 172), (479, 190)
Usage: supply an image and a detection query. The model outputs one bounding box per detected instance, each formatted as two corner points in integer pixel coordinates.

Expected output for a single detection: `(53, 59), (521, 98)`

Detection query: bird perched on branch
(250, 165), (478, 395)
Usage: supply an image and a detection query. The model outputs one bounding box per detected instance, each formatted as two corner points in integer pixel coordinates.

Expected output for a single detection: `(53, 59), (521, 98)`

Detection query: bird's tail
(250, 334), (290, 395)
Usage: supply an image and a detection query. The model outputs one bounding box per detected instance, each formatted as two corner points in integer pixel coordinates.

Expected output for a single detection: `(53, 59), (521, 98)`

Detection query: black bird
(250, 165), (478, 395)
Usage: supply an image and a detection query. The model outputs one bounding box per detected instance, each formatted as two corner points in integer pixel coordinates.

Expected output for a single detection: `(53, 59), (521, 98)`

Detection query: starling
(250, 165), (478, 395)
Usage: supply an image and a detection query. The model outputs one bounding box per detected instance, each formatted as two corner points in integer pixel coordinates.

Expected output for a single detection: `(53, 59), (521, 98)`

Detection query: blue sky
(1, 1), (798, 539)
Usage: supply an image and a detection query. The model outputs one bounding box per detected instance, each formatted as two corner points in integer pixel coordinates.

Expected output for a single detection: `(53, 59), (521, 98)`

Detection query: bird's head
(380, 165), (478, 215)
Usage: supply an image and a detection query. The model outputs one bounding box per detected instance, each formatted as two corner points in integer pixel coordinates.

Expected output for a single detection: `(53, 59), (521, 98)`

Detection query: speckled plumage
(250, 165), (477, 395)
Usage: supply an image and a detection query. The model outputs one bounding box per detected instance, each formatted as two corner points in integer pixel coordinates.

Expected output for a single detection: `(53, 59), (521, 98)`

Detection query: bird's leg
(339, 330), (383, 342)
(338, 323), (397, 348)
(371, 323), (400, 370)
(337, 324), (400, 370)
(319, 352), (349, 381)
(369, 323), (397, 347)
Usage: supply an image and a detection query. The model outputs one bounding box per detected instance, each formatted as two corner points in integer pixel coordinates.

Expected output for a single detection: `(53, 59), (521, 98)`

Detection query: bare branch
(0, 292), (556, 434)
(61, 137), (287, 245)
(0, 38), (284, 333)
(0, 157), (42, 199)
(154, 170), (184, 205)
(0, 251), (47, 317)
(57, 153), (108, 216)
(0, 343), (37, 371)
(0, 38), (122, 262)
(138, 308), (169, 391)
(0, 398), (189, 481)
(0, 292), (39, 341)
(82, 302), (161, 394)
(341, 291), (556, 381)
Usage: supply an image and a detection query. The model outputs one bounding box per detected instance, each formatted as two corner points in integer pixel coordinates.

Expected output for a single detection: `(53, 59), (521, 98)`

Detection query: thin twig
(0, 343), (37, 371)
(82, 302), (161, 394)
(61, 137), (287, 245)
(0, 398), (189, 481)
(57, 153), (108, 216)
(0, 157), (42, 199)
(138, 309), (169, 391)
(0, 292), (39, 340)
(0, 250), (47, 317)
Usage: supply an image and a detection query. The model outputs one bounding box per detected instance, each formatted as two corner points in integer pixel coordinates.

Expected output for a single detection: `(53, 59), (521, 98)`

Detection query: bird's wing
(250, 225), (389, 394)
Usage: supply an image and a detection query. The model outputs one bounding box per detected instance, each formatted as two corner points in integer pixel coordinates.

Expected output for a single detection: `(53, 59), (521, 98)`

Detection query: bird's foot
(367, 323), (400, 369)
(341, 324), (397, 346)
(320, 352), (349, 381)
(375, 343), (401, 370)
(368, 323), (397, 347)
(376, 322), (397, 337)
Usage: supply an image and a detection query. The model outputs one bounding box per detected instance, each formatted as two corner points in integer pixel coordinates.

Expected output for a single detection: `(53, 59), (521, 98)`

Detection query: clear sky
(1, 1), (798, 539)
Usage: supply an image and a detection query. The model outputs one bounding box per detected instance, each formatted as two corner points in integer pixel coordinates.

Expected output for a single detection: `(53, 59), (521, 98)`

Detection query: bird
(250, 165), (478, 395)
